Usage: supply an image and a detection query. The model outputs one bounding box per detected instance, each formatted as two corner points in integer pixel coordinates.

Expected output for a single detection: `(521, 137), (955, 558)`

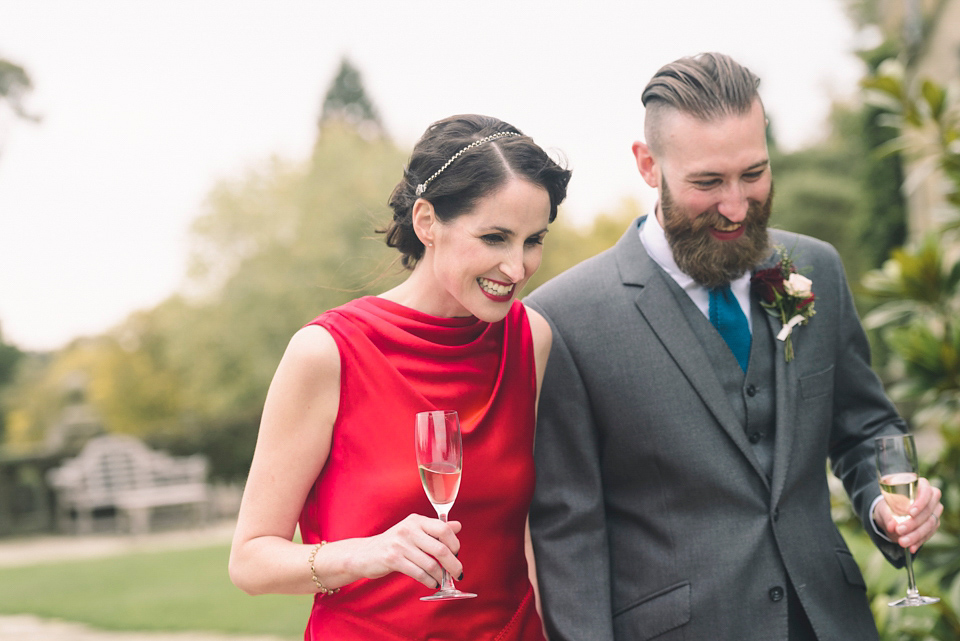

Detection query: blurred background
(0, 0), (959, 639)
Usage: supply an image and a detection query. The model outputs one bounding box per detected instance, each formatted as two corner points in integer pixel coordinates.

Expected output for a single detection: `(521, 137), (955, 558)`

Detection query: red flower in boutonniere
(750, 245), (816, 362)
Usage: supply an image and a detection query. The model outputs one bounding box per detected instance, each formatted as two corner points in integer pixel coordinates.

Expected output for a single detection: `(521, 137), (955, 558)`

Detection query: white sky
(0, 0), (866, 351)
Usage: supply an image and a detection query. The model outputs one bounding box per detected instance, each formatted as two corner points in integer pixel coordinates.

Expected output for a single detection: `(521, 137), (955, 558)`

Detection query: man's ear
(412, 198), (437, 246)
(632, 141), (660, 189)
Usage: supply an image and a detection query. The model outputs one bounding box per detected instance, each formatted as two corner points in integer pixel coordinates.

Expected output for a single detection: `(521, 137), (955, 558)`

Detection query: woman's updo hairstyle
(384, 114), (571, 269)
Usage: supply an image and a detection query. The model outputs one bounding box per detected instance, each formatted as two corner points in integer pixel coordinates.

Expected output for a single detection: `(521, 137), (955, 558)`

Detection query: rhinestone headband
(415, 131), (522, 196)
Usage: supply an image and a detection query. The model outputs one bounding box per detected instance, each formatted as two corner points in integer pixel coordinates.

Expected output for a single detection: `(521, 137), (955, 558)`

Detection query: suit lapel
(767, 309), (796, 506)
(755, 241), (800, 505)
(617, 219), (770, 484)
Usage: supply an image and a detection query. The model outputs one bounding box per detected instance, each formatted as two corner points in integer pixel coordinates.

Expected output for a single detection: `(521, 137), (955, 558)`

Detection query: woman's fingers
(361, 514), (464, 588)
(414, 517), (464, 581)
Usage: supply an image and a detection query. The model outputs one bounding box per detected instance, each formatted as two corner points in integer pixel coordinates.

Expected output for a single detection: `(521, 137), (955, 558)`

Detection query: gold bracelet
(308, 541), (340, 595)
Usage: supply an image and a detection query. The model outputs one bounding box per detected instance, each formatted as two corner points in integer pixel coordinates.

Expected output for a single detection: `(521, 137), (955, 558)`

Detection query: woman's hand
(345, 514), (464, 589)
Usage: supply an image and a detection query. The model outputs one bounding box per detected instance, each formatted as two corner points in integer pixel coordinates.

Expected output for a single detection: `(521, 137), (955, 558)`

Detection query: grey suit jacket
(526, 218), (905, 641)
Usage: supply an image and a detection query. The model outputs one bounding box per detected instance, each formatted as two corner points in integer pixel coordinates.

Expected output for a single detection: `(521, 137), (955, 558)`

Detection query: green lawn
(0, 543), (310, 638)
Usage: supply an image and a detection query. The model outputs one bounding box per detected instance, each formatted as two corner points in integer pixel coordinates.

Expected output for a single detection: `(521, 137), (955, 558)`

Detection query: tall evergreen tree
(319, 57), (383, 139)
(0, 324), (24, 441)
(0, 58), (37, 122)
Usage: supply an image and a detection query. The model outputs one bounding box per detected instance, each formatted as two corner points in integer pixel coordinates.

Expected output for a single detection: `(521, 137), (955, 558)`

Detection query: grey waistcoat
(663, 277), (778, 479)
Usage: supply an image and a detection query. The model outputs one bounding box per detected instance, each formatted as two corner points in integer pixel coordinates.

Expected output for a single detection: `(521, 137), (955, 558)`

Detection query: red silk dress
(299, 296), (545, 641)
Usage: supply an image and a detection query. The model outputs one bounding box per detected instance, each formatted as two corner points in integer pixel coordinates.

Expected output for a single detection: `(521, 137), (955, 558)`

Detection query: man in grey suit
(525, 52), (944, 641)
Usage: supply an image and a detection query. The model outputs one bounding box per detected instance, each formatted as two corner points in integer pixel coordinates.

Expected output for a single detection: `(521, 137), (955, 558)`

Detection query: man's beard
(660, 178), (772, 289)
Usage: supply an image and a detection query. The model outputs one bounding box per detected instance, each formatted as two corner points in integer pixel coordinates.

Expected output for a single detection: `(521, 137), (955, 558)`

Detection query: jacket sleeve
(526, 300), (616, 641)
(816, 242), (907, 566)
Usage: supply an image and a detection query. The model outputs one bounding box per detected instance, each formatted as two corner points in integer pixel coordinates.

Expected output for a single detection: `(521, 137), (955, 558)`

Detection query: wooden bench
(47, 434), (209, 534)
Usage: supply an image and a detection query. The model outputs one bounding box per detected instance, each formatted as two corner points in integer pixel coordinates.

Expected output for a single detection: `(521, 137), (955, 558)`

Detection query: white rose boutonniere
(750, 246), (816, 362)
(784, 273), (813, 299)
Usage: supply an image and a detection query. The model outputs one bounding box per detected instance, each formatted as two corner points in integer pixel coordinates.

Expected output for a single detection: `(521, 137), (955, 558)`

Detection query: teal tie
(709, 285), (751, 372)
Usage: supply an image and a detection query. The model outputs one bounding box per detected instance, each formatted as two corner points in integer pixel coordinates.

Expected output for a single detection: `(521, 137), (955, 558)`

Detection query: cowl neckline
(353, 296), (493, 347)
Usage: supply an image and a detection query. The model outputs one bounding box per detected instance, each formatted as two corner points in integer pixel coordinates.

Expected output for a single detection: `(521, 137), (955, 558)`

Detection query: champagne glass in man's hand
(875, 434), (939, 607)
(415, 410), (477, 601)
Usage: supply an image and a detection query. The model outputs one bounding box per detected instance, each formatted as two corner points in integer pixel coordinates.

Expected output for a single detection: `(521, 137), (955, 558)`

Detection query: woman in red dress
(229, 114), (571, 640)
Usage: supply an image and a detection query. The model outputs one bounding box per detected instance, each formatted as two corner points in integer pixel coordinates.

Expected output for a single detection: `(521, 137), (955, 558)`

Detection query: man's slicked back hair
(642, 52), (761, 155)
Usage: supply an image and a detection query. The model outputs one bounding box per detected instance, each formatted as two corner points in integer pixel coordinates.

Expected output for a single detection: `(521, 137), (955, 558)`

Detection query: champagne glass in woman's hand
(875, 434), (939, 607)
(415, 410), (477, 601)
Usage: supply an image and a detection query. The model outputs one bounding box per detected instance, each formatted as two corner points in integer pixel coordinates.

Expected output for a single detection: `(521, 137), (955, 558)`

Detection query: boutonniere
(750, 245), (816, 362)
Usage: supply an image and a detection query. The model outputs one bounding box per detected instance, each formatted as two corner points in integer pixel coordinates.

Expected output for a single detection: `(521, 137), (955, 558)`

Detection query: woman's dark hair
(383, 114), (571, 269)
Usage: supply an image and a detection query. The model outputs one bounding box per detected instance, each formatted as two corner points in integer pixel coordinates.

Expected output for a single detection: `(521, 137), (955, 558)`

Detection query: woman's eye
(481, 234), (505, 244)
(525, 236), (545, 247)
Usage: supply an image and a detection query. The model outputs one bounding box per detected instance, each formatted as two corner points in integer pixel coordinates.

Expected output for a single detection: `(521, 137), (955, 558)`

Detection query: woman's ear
(632, 141), (660, 189)
(412, 198), (437, 247)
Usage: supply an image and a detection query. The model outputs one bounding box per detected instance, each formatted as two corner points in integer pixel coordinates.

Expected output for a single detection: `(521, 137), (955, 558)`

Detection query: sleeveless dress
(299, 296), (546, 641)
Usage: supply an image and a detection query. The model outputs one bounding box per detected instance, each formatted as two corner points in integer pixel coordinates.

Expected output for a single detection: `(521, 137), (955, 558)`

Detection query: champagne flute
(414, 410), (477, 601)
(875, 434), (939, 607)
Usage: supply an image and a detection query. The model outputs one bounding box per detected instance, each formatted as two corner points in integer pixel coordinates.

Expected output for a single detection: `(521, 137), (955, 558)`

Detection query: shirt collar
(639, 205), (695, 290)
(639, 204), (753, 330)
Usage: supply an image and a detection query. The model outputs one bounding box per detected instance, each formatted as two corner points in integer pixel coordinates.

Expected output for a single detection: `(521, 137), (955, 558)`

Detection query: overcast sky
(0, 0), (867, 351)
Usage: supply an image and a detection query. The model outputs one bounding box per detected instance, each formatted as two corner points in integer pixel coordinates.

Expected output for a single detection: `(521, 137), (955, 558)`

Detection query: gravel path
(0, 521), (237, 568)
(0, 615), (290, 641)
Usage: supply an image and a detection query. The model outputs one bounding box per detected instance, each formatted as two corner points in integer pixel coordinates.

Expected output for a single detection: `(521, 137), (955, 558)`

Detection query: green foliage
(1, 117), (409, 479)
(856, 70), (960, 640)
(0, 328), (23, 441)
(526, 199), (643, 293)
(0, 57), (38, 122)
(1, 346), (100, 451)
(858, 104), (909, 270)
(115, 121), (408, 479)
(319, 57), (383, 139)
(769, 104), (875, 284)
(0, 328), (21, 388)
(0, 544), (307, 638)
(840, 516), (960, 641)
(862, 60), (960, 228)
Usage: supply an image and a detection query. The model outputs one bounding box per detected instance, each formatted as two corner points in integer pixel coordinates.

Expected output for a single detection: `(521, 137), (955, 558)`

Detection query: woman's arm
(524, 304), (553, 636)
(228, 324), (463, 596)
(525, 304), (553, 411)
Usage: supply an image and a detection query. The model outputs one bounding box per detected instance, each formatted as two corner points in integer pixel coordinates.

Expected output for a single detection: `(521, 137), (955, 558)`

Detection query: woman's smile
(477, 277), (515, 301)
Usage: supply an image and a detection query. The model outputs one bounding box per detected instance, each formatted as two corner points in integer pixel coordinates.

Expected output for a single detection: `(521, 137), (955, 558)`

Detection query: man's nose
(717, 184), (749, 223)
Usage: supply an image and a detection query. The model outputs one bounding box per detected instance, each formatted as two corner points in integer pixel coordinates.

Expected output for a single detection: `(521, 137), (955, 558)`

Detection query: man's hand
(874, 477), (943, 553)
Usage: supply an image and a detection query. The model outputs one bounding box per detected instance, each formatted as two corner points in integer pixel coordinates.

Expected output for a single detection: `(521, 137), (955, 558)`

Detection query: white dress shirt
(638, 208), (753, 333)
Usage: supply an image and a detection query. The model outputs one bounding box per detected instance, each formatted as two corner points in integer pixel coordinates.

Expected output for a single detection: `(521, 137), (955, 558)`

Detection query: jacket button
(772, 508), (780, 522)
(746, 384), (757, 397)
(749, 432), (762, 444)
(769, 586), (785, 602)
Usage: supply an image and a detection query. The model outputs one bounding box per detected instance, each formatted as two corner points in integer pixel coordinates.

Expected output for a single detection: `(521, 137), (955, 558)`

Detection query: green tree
(849, 69), (960, 641)
(855, 41), (909, 271)
(0, 57), (38, 123)
(527, 199), (643, 293)
(0, 325), (24, 441)
(2, 60), (407, 479)
(319, 57), (383, 139)
(0, 58), (37, 441)
(768, 104), (874, 285)
(111, 121), (408, 479)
